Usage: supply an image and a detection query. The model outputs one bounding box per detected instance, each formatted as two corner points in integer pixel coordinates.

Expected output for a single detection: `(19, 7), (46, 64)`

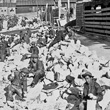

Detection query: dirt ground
(76, 33), (110, 60)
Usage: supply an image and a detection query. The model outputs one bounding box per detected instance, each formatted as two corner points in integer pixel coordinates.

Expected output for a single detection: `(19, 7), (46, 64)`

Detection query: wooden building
(16, 0), (76, 13)
(76, 0), (110, 40)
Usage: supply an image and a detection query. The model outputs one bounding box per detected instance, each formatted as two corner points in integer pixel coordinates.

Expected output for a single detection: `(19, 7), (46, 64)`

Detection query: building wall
(0, 0), (16, 15)
(16, 0), (76, 14)
(16, 6), (38, 13)
(0, 7), (16, 15)
(0, 0), (76, 16)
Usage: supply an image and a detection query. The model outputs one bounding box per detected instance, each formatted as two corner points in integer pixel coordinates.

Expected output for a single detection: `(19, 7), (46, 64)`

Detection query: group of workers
(0, 22), (107, 110)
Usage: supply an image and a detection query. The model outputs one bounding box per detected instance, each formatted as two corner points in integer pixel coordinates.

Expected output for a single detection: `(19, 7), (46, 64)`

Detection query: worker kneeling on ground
(62, 75), (82, 110)
(79, 71), (103, 110)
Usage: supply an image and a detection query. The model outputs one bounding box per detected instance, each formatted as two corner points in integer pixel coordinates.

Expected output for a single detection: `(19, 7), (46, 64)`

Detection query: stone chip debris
(0, 16), (110, 110)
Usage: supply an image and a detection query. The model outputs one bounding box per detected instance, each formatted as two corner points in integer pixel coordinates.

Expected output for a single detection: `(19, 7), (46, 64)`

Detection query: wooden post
(67, 0), (70, 22)
(45, 3), (48, 22)
(68, 0), (70, 11)
(58, 0), (61, 20)
(58, 0), (61, 29)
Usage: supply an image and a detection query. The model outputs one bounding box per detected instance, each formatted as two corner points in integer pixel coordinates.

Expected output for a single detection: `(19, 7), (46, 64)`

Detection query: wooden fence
(83, 5), (110, 39)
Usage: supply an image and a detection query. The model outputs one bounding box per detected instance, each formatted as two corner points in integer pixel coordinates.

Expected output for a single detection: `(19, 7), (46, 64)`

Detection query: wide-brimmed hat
(82, 72), (94, 78)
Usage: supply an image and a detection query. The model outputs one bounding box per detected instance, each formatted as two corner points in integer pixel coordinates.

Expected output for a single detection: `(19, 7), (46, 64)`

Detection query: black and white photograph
(0, 0), (110, 110)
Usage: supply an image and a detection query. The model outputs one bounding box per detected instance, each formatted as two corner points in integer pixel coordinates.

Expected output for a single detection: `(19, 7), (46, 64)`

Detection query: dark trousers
(5, 84), (22, 102)
(48, 39), (60, 49)
(67, 95), (81, 110)
(32, 73), (45, 85)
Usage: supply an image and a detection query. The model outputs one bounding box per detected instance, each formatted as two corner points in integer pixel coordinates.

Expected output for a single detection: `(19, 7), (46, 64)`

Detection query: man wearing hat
(5, 69), (25, 107)
(28, 42), (39, 55)
(48, 29), (66, 49)
(20, 67), (30, 95)
(79, 71), (103, 110)
(29, 54), (45, 87)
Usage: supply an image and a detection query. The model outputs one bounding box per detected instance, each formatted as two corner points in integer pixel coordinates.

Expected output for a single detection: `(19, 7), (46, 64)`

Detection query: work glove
(88, 93), (97, 100)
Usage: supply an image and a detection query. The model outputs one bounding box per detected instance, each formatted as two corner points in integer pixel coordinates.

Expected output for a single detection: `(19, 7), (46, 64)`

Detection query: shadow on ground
(76, 33), (110, 49)
(102, 45), (110, 49)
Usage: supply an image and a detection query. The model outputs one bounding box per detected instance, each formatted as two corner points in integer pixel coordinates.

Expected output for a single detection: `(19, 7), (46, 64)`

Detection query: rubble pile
(1, 15), (41, 32)
(0, 24), (110, 110)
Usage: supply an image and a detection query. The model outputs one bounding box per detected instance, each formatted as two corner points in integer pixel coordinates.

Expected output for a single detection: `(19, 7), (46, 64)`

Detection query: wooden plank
(102, 17), (110, 20)
(85, 28), (105, 34)
(85, 28), (93, 32)
(105, 30), (110, 34)
(84, 13), (102, 17)
(84, 17), (110, 20)
(84, 21), (101, 25)
(84, 24), (110, 30)
(84, 21), (110, 26)
(103, 26), (110, 30)
(101, 7), (110, 12)
(84, 17), (103, 20)
(92, 29), (105, 34)
(84, 12), (110, 17)
(84, 9), (101, 14)
(84, 7), (110, 14)
(101, 22), (110, 26)
(84, 24), (103, 28)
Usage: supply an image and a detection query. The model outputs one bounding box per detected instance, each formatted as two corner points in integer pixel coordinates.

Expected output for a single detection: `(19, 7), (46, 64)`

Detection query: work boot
(101, 72), (109, 78)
